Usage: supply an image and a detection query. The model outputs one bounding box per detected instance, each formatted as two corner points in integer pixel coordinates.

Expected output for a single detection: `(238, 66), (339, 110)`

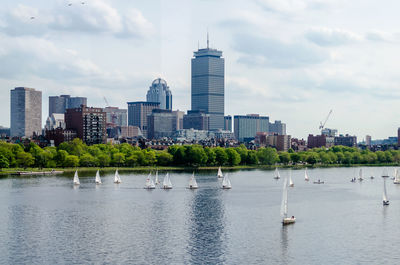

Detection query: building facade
(65, 106), (106, 145)
(269, 120), (286, 135)
(147, 109), (184, 139)
(234, 114), (269, 142)
(321, 128), (338, 137)
(49, 95), (87, 115)
(10, 87), (42, 137)
(334, 134), (357, 147)
(366, 135), (372, 147)
(183, 110), (210, 130)
(127, 101), (160, 138)
(224, 115), (232, 132)
(103, 107), (127, 128)
(307, 134), (334, 148)
(45, 113), (65, 130)
(146, 78), (172, 110)
(191, 43), (224, 130)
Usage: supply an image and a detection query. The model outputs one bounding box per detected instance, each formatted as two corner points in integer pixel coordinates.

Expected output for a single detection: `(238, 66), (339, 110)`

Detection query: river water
(0, 167), (398, 264)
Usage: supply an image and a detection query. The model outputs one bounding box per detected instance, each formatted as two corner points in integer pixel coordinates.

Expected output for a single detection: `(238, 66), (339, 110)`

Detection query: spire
(207, 29), (209, 49)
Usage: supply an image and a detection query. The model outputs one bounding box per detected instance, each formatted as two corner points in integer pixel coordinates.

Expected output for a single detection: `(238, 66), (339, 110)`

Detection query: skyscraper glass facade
(146, 78), (172, 110)
(191, 47), (224, 130)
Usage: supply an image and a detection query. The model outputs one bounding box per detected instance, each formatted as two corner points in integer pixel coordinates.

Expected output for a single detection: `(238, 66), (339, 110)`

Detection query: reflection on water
(187, 185), (226, 264)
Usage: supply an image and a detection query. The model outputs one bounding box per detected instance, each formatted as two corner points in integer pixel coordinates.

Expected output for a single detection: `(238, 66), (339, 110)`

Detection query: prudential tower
(191, 33), (224, 130)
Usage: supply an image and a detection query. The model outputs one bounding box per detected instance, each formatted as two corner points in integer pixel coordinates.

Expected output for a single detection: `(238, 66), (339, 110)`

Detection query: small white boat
(222, 173), (232, 189)
(163, 173), (173, 189)
(383, 176), (389, 206)
(73, 170), (80, 185)
(189, 172), (198, 189)
(274, 168), (281, 179)
(145, 173), (156, 189)
(304, 168), (309, 181)
(393, 169), (400, 184)
(95, 170), (101, 184)
(313, 179), (324, 184)
(281, 176), (295, 225)
(155, 171), (160, 185)
(114, 169), (121, 184)
(358, 169), (363, 181)
(217, 166), (223, 178)
(289, 170), (294, 187)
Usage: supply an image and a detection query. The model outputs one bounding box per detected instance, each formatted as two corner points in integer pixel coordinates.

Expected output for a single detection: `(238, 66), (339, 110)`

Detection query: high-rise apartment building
(10, 87), (42, 137)
(127, 101), (160, 138)
(49, 95), (87, 115)
(269, 120), (286, 135)
(147, 109), (184, 139)
(183, 110), (210, 131)
(366, 135), (372, 147)
(146, 78), (172, 110)
(65, 106), (106, 145)
(191, 38), (224, 130)
(234, 114), (269, 142)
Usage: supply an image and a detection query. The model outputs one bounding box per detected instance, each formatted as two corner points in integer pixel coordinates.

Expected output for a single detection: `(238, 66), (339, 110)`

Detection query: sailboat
(114, 169), (121, 184)
(217, 166), (223, 178)
(222, 173), (232, 189)
(281, 176), (295, 225)
(358, 169), (363, 181)
(289, 171), (294, 187)
(383, 177), (389, 205)
(393, 169), (400, 184)
(274, 168), (281, 179)
(304, 168), (309, 181)
(155, 171), (160, 185)
(391, 168), (397, 180)
(95, 170), (101, 184)
(163, 173), (173, 189)
(73, 170), (80, 185)
(382, 168), (389, 178)
(189, 172), (198, 189)
(145, 173), (155, 189)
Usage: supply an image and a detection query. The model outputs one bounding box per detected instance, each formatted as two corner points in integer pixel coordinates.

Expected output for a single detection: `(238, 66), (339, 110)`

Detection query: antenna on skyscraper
(207, 29), (209, 49)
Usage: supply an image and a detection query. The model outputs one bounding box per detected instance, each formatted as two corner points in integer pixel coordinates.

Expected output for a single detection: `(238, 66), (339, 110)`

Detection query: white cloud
(305, 27), (362, 46)
(0, 2), (154, 39)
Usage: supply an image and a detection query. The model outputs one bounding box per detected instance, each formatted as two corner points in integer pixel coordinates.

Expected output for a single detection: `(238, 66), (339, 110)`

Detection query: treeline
(0, 139), (399, 169)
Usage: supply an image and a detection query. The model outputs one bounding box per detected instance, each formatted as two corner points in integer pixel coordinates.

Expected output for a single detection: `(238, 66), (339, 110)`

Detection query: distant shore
(1, 163), (399, 176)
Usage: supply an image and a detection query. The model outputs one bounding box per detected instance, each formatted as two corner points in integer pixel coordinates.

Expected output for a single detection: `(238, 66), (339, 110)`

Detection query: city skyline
(0, 0), (399, 139)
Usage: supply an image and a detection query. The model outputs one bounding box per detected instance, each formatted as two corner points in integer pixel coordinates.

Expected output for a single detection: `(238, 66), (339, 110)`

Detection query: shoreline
(1, 163), (399, 176)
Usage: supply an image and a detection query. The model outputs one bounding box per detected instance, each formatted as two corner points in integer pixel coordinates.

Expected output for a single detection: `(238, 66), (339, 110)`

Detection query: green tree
(214, 147), (228, 165)
(16, 152), (35, 169)
(64, 155), (80, 167)
(257, 147), (278, 165)
(306, 152), (319, 165)
(79, 153), (97, 167)
(112, 152), (125, 167)
(156, 152), (173, 166)
(55, 150), (68, 167)
(168, 145), (186, 165)
(186, 146), (207, 166)
(225, 148), (241, 166)
(204, 147), (216, 166)
(0, 154), (9, 169)
(246, 150), (259, 165)
(290, 153), (300, 164)
(279, 152), (290, 165)
(97, 153), (111, 167)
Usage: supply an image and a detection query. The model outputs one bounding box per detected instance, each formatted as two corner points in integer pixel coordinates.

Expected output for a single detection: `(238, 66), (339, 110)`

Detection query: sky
(0, 0), (399, 140)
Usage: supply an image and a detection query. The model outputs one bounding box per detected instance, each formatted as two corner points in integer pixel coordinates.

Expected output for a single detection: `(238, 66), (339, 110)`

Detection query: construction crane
(103, 97), (110, 107)
(319, 110), (332, 130)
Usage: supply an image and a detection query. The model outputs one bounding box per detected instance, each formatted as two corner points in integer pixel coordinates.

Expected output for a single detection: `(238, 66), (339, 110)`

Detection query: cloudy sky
(0, 0), (399, 140)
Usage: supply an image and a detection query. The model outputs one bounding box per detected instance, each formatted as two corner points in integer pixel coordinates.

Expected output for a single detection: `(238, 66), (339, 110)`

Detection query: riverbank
(1, 163), (399, 176)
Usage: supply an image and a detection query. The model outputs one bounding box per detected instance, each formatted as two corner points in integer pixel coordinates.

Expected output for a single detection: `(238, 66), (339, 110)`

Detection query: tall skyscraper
(191, 35), (224, 130)
(10, 87), (42, 137)
(146, 78), (172, 110)
(49, 95), (87, 116)
(127, 101), (160, 138)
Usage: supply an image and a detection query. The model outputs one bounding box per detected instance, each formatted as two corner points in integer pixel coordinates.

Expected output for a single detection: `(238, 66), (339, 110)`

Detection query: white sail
(394, 169), (400, 184)
(189, 172), (198, 189)
(289, 171), (294, 187)
(114, 169), (121, 183)
(217, 167), (223, 178)
(383, 177), (389, 202)
(145, 173), (155, 189)
(222, 173), (232, 189)
(382, 168), (389, 177)
(274, 168), (280, 179)
(155, 171), (159, 185)
(280, 177), (288, 218)
(304, 168), (309, 181)
(95, 170), (101, 184)
(358, 169), (363, 180)
(163, 173), (172, 189)
(73, 170), (80, 185)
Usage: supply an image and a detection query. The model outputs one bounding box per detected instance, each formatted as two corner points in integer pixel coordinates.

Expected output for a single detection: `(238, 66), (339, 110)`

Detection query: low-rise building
(334, 134), (357, 147)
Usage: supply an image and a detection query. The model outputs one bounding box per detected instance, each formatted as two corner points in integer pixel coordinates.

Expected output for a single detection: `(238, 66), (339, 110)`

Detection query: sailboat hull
(222, 185), (232, 189)
(282, 217), (296, 225)
(383, 200), (390, 205)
